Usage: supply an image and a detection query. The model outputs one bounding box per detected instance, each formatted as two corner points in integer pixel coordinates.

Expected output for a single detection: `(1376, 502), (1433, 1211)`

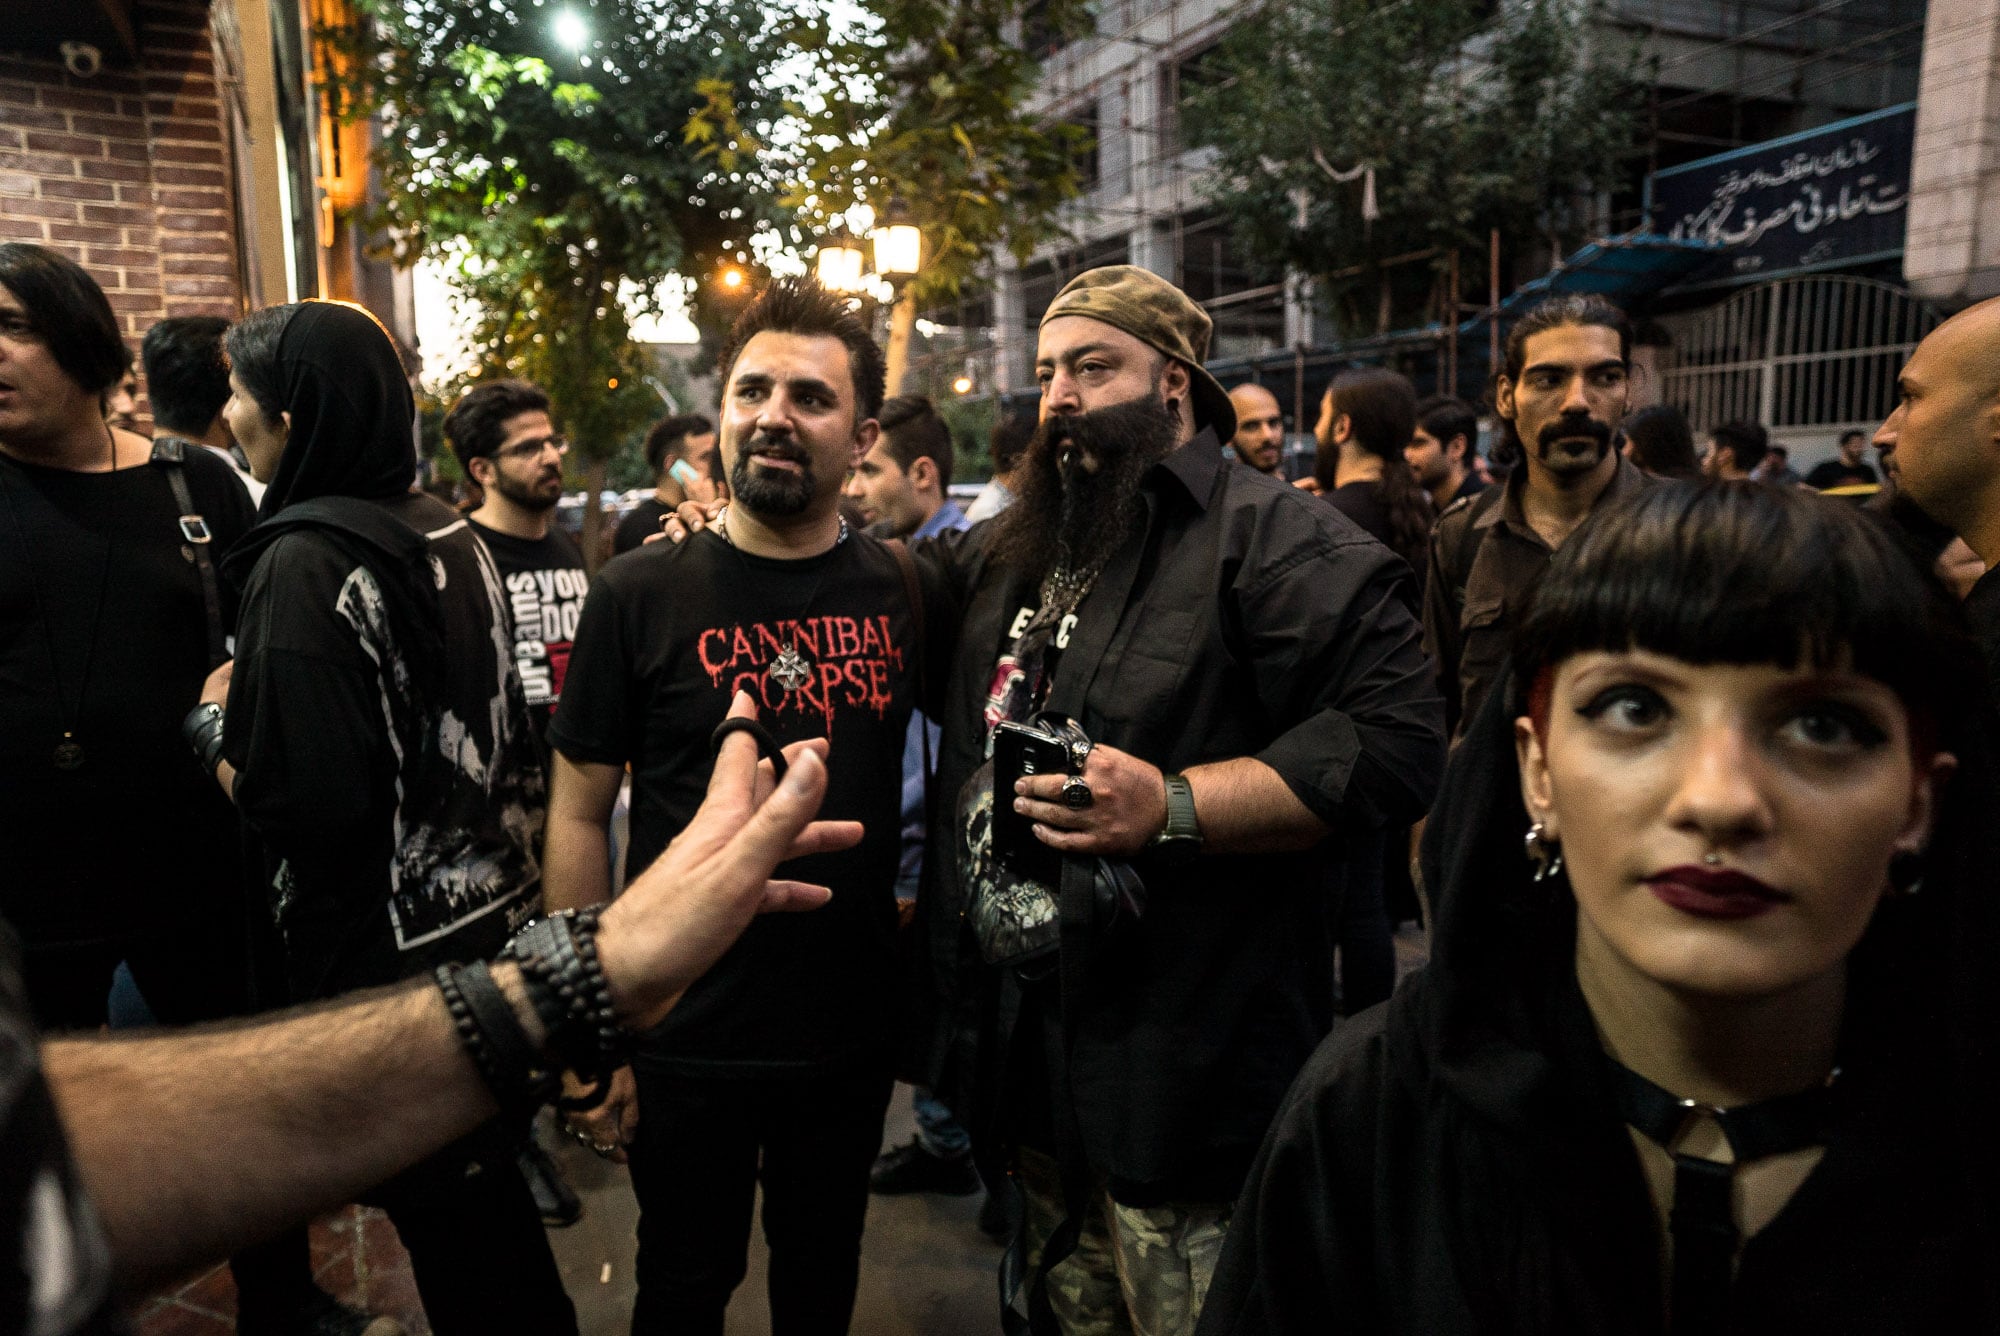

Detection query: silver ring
(1702, 852), (1722, 867)
(1060, 776), (1094, 810)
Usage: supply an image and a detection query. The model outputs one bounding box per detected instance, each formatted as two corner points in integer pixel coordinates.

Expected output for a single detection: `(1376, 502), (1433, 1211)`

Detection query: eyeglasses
(495, 434), (569, 462)
(0, 312), (42, 347)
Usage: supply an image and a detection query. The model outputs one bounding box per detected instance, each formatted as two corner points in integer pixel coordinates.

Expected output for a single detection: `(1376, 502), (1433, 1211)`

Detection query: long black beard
(989, 391), (1180, 589)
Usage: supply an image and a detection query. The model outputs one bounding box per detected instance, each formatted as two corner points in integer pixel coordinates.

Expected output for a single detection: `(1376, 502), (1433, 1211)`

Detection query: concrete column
(1906, 0), (2000, 303)
(992, 263), (1030, 392)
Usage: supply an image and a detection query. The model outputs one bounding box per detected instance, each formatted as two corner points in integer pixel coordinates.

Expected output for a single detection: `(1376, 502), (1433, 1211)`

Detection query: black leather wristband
(438, 960), (558, 1112)
(181, 701), (226, 774)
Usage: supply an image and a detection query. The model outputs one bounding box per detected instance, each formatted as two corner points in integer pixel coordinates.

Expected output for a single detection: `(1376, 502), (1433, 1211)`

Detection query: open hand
(595, 692), (861, 1030)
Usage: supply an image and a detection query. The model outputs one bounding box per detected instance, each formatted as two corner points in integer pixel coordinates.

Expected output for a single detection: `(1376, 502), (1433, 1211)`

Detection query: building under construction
(911, 0), (1962, 474)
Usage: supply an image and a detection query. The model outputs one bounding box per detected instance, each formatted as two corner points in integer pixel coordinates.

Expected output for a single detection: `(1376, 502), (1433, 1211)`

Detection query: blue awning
(1472, 231), (1726, 326)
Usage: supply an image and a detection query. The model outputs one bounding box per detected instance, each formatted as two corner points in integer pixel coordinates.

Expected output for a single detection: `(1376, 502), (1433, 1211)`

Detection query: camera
(991, 713), (1091, 886)
(59, 43), (103, 79)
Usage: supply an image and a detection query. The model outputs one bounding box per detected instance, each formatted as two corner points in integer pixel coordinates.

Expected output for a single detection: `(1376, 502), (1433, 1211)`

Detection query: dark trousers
(626, 1064), (893, 1336)
(1337, 831), (1396, 1016)
(365, 1120), (579, 1336)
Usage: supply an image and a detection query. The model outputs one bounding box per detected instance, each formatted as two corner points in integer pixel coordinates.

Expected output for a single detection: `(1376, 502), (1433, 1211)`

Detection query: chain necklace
(713, 505), (849, 695)
(0, 423), (120, 769)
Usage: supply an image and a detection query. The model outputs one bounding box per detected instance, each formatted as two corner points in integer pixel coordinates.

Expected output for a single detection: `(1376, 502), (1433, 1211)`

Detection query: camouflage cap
(1040, 265), (1237, 441)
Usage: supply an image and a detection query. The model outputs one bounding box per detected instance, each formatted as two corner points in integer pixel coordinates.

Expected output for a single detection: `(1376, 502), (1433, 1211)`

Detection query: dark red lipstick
(1645, 865), (1789, 920)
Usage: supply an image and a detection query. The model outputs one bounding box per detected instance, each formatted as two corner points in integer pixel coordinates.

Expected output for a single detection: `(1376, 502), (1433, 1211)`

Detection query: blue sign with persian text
(1648, 102), (1914, 288)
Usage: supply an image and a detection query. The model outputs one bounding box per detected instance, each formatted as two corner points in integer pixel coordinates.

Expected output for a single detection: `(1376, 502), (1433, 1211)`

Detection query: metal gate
(1657, 276), (1941, 435)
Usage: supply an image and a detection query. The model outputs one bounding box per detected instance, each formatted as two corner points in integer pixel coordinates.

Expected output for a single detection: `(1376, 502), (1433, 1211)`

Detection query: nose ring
(1702, 852), (1723, 867)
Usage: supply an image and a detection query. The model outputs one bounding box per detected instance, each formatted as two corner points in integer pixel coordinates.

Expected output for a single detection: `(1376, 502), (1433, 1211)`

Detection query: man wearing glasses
(445, 380), (589, 749)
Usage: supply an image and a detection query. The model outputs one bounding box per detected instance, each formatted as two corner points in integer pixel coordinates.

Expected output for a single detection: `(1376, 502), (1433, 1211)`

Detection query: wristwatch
(1150, 772), (1202, 856)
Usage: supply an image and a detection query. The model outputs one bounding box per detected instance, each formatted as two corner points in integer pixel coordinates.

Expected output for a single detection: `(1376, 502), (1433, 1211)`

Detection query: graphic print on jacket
(274, 520), (544, 961)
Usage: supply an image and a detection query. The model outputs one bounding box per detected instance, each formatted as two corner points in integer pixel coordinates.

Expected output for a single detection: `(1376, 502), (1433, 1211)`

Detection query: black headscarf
(221, 301), (441, 680)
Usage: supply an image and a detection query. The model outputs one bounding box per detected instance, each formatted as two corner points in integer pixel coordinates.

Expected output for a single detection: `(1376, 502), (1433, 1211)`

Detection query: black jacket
(1197, 673), (2000, 1335)
(914, 428), (1445, 1203)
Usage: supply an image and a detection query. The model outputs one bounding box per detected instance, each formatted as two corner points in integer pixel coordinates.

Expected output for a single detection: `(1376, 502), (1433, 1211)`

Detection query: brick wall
(0, 0), (243, 389)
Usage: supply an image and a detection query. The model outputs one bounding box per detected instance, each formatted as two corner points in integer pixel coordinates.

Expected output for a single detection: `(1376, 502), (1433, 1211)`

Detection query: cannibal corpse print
(697, 612), (905, 729)
(547, 530), (918, 1070)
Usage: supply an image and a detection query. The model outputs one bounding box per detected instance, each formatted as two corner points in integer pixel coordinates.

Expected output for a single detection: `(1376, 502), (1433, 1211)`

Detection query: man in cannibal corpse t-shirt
(443, 378), (589, 745)
(544, 278), (928, 1333)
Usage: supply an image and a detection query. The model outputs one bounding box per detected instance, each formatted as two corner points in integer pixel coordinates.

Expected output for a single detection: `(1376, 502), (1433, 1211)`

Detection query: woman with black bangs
(1195, 482), (2000, 1336)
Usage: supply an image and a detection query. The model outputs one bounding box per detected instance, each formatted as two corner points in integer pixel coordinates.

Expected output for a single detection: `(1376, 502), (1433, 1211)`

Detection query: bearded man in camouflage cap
(907, 266), (1446, 1334)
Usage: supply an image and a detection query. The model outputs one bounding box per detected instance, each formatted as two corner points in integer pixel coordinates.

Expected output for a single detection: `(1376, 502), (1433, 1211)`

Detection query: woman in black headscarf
(210, 301), (574, 1335)
(1196, 482), (2000, 1334)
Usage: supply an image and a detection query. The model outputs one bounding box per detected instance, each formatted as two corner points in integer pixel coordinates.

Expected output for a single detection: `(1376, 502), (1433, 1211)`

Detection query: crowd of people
(1, 232), (1998, 1336)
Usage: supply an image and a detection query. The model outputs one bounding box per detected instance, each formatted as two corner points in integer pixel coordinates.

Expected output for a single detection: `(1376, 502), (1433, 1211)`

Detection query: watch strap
(1156, 772), (1201, 845)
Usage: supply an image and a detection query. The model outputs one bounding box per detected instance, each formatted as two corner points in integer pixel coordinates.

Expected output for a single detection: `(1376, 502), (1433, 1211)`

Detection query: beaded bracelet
(503, 907), (631, 1110)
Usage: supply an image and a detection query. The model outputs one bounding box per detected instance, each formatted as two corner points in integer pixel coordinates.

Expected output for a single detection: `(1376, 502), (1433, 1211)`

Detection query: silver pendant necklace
(714, 505), (849, 696)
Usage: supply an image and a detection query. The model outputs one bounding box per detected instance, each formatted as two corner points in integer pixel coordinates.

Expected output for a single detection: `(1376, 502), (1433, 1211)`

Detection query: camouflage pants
(1015, 1147), (1232, 1336)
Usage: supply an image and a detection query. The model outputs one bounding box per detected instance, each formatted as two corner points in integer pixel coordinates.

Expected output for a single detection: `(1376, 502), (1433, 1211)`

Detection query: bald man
(1228, 383), (1286, 474)
(1875, 295), (2000, 690)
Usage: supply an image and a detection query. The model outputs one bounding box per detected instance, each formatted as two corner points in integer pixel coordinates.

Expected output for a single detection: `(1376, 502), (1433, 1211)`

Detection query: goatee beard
(730, 433), (817, 518)
(990, 390), (1181, 590)
(1533, 412), (1614, 477)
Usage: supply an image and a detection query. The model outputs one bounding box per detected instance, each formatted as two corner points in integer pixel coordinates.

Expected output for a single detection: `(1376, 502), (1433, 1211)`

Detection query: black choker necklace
(714, 506), (849, 696)
(1607, 1054), (1841, 1334)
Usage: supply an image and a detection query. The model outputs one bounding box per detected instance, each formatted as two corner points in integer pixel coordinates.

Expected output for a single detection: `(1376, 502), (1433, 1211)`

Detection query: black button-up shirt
(1423, 454), (1653, 738)
(915, 427), (1445, 1202)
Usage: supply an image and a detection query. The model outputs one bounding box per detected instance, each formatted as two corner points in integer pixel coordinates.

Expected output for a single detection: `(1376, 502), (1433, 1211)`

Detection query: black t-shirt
(225, 494), (545, 999)
(467, 519), (589, 743)
(551, 528), (915, 1073)
(613, 498), (671, 555)
(1805, 458), (1878, 490)
(0, 449), (253, 955)
(1324, 480), (1390, 546)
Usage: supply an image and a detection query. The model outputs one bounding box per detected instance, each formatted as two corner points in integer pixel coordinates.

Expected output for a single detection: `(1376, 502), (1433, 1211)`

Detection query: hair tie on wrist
(709, 716), (787, 783)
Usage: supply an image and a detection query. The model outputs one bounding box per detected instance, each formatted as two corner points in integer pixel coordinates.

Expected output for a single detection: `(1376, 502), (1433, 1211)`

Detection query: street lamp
(870, 199), (922, 282)
(813, 229), (868, 294)
(553, 10), (588, 50)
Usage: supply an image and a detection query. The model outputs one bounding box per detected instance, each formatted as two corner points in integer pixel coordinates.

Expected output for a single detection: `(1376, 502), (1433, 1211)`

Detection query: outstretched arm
(45, 693), (857, 1294)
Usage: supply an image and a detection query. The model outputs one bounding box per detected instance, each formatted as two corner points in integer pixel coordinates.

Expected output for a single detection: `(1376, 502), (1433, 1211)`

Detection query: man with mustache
(543, 278), (929, 1334)
(912, 267), (1444, 1334)
(1423, 293), (1652, 739)
(447, 379), (589, 753)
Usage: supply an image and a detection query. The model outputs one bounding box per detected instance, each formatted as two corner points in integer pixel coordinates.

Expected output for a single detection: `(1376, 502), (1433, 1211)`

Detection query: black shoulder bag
(150, 435), (229, 670)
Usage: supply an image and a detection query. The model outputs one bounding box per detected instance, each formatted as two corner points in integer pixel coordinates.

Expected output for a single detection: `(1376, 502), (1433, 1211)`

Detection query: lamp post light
(869, 199), (923, 393)
(553, 10), (588, 51)
(870, 203), (922, 283)
(813, 229), (869, 295)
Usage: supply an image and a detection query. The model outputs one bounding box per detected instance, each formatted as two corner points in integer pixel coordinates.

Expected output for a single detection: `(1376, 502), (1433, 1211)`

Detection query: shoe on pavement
(870, 1136), (980, 1196)
(979, 1177), (1022, 1243)
(518, 1138), (584, 1227)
